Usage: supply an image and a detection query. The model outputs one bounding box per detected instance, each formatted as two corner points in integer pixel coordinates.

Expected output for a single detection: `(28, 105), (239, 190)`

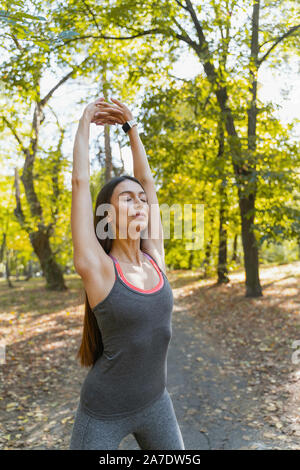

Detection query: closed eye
(126, 197), (147, 203)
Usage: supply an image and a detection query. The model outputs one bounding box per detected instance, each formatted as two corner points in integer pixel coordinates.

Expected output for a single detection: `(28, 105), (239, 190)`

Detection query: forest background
(1, 0), (299, 298)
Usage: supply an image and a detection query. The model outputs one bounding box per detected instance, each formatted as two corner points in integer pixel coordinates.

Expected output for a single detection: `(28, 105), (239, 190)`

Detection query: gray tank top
(79, 251), (174, 419)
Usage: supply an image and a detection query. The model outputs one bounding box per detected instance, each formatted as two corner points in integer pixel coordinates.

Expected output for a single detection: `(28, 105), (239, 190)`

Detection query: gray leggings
(69, 388), (185, 450)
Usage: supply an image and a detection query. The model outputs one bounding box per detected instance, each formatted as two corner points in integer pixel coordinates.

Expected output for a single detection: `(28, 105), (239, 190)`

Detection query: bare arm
(71, 99), (122, 275)
(95, 97), (166, 271)
(128, 126), (152, 182)
(128, 126), (165, 272)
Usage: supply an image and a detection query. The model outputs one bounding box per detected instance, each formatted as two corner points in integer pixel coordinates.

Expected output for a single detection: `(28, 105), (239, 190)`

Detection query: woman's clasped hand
(83, 96), (134, 127)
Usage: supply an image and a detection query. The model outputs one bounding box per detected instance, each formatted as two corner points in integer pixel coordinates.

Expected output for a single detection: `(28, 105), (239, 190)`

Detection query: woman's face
(109, 180), (149, 239)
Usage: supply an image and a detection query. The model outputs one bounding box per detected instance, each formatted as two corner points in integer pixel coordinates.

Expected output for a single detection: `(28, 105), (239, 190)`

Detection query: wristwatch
(122, 118), (137, 134)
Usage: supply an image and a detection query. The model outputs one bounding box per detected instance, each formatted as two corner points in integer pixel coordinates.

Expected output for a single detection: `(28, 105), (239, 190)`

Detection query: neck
(110, 239), (145, 265)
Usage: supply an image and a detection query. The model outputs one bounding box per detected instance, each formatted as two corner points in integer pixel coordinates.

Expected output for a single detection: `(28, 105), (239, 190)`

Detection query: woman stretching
(69, 96), (185, 450)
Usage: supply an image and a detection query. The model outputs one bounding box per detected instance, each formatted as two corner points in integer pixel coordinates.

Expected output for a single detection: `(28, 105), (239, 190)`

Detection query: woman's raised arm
(71, 99), (122, 276)
(128, 125), (166, 273)
(92, 97), (166, 272)
(104, 98), (166, 272)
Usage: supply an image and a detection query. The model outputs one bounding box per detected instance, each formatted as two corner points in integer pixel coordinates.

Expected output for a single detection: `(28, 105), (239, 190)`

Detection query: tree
(1, 15), (93, 289)
(79, 0), (298, 296)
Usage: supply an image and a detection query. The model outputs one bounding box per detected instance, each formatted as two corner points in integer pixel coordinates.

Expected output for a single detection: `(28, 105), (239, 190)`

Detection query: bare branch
(174, 0), (189, 11)
(10, 33), (23, 50)
(167, 71), (192, 82)
(52, 29), (166, 49)
(80, 0), (102, 34)
(172, 17), (197, 47)
(2, 116), (27, 156)
(184, 0), (206, 46)
(40, 56), (90, 106)
(258, 24), (300, 66)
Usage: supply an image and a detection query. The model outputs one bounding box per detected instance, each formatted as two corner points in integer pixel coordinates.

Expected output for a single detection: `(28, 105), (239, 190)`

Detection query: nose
(133, 199), (146, 215)
(134, 196), (144, 207)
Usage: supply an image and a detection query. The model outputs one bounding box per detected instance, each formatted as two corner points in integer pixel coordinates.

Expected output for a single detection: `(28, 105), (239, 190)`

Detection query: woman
(69, 96), (185, 450)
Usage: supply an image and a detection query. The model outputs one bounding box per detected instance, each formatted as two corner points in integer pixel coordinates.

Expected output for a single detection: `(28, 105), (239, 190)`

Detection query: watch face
(122, 122), (131, 133)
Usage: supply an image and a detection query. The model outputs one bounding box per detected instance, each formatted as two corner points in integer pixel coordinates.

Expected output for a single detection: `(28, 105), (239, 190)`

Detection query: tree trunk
(188, 249), (194, 270)
(13, 99), (67, 291)
(29, 229), (67, 291)
(24, 259), (33, 281)
(216, 119), (229, 284)
(180, 0), (263, 296)
(240, 0), (262, 297)
(5, 252), (13, 288)
(217, 187), (229, 284)
(203, 238), (212, 278)
(10, 61), (83, 291)
(203, 214), (214, 278)
(232, 234), (238, 262)
(239, 194), (262, 296)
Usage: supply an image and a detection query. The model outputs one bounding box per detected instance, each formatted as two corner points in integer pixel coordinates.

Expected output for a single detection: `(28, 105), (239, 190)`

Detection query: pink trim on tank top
(109, 252), (164, 293)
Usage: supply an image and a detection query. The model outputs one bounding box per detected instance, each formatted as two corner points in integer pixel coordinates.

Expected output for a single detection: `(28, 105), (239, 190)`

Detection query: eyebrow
(118, 190), (146, 197)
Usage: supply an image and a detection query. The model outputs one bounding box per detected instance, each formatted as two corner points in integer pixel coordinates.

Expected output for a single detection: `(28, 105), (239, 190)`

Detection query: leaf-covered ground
(0, 262), (299, 450)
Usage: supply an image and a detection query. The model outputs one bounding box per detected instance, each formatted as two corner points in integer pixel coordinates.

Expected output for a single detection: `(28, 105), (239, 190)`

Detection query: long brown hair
(76, 174), (146, 368)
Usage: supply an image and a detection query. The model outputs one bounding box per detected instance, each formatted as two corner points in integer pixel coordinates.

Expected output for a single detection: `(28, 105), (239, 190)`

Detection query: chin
(131, 220), (148, 230)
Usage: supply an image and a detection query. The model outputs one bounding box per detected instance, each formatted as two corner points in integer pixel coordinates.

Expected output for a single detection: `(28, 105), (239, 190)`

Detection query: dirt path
(1, 262), (299, 449)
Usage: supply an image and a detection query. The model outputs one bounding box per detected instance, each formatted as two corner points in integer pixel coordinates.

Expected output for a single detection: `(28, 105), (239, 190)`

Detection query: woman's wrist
(128, 124), (139, 137)
(80, 111), (92, 126)
(77, 113), (92, 138)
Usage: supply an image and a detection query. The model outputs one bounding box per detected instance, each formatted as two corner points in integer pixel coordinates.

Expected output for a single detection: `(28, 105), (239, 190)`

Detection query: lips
(133, 212), (145, 218)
